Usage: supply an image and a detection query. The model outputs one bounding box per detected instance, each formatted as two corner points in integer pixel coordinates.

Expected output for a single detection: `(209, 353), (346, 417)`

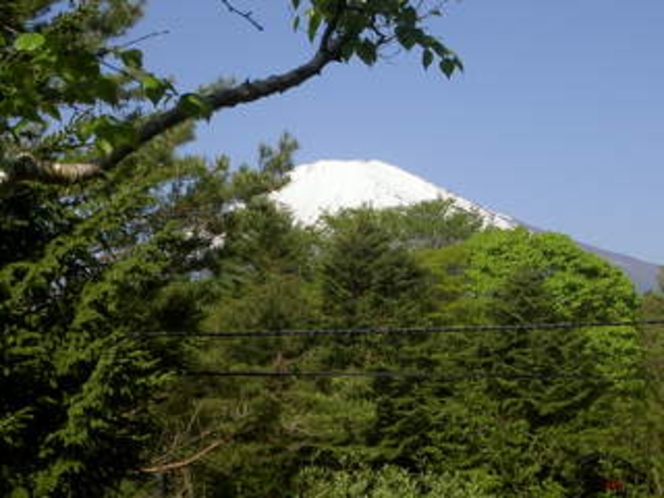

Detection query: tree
(0, 120), (304, 496)
(1, 131), (188, 495)
(0, 2), (466, 495)
(319, 209), (430, 330)
(635, 291), (664, 494)
(1, 0), (463, 186)
(461, 230), (648, 495)
(137, 169), (324, 497)
(369, 229), (648, 496)
(369, 199), (484, 250)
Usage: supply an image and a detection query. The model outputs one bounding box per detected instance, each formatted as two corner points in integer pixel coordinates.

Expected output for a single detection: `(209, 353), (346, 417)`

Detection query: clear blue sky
(132, 1), (664, 264)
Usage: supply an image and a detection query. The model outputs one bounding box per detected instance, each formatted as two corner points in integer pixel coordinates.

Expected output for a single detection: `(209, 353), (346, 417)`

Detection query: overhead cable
(135, 319), (664, 340)
(182, 369), (652, 382)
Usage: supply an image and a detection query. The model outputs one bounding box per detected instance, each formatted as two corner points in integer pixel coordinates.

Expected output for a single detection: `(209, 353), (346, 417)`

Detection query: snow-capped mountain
(271, 159), (660, 292)
(272, 159), (517, 229)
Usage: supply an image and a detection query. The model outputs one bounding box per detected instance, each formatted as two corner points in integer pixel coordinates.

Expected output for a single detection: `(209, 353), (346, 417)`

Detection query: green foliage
(464, 229), (641, 377)
(2, 4), (659, 493)
(347, 199), (484, 250)
(369, 228), (648, 496)
(1, 1), (463, 186)
(295, 466), (499, 498)
(0, 0), (176, 159)
(291, 0), (463, 77)
(0, 120), (305, 496)
(636, 293), (664, 494)
(133, 203), (662, 496)
(319, 209), (430, 329)
(1, 173), (177, 493)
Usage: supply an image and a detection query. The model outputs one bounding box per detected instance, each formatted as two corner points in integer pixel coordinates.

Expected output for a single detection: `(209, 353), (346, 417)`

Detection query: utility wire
(136, 319), (664, 340)
(182, 370), (652, 382)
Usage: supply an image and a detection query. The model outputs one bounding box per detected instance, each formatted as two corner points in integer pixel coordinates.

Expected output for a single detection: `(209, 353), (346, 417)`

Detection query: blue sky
(133, 1), (663, 263)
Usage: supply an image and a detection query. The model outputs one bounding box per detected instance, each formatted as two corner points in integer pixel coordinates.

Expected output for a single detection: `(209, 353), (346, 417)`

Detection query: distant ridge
(272, 159), (660, 293)
(579, 243), (660, 293)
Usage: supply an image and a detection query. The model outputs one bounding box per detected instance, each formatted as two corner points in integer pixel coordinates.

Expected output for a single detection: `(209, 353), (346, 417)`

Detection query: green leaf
(396, 26), (418, 50)
(141, 74), (167, 104)
(14, 33), (46, 52)
(92, 115), (138, 150)
(120, 49), (143, 69)
(96, 77), (120, 104)
(307, 10), (322, 42)
(439, 58), (458, 79)
(178, 93), (212, 119)
(422, 49), (433, 69)
(97, 138), (113, 156)
(356, 40), (377, 66)
(400, 6), (419, 27)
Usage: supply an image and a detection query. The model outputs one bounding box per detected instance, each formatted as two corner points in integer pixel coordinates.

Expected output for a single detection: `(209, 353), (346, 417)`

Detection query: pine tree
(320, 209), (429, 330)
(0, 116), (283, 495)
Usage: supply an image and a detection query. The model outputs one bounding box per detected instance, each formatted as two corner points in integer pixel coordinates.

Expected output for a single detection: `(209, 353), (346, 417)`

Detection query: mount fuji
(271, 159), (660, 293)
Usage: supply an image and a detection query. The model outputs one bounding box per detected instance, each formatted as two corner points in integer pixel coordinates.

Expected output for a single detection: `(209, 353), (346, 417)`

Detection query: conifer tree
(320, 209), (429, 330)
(1, 119), (304, 495)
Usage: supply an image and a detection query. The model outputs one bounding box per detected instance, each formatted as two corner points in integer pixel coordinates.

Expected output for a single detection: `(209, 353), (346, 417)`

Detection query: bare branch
(219, 0), (264, 32)
(140, 438), (227, 474)
(116, 30), (170, 49)
(0, 154), (100, 186)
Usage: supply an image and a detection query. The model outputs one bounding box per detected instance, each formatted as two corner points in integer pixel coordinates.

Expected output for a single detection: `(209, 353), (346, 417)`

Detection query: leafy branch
(0, 1), (462, 187)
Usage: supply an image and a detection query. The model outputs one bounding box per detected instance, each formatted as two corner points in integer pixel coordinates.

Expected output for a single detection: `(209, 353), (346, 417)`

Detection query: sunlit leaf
(14, 33), (46, 52)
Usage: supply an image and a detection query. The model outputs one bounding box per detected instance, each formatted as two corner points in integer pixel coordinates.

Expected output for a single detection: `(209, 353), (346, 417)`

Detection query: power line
(135, 319), (664, 340)
(182, 370), (652, 382)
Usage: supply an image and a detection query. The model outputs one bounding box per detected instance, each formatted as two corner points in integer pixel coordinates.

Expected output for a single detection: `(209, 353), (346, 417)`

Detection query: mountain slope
(272, 159), (660, 292)
(272, 159), (517, 229)
(580, 243), (660, 293)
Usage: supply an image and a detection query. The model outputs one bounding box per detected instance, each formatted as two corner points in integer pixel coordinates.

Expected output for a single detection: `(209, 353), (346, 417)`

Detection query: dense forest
(2, 1), (664, 497)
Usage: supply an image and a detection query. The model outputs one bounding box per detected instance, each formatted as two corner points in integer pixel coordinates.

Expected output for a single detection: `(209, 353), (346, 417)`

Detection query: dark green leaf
(422, 49), (433, 69)
(308, 11), (322, 42)
(120, 49), (143, 69)
(396, 26), (418, 50)
(96, 77), (120, 104)
(439, 58), (457, 78)
(356, 40), (377, 66)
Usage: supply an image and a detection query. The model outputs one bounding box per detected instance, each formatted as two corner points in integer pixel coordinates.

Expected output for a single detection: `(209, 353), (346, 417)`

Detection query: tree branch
(0, 154), (100, 186)
(99, 21), (345, 171)
(139, 438), (227, 474)
(0, 11), (347, 187)
(219, 0), (264, 31)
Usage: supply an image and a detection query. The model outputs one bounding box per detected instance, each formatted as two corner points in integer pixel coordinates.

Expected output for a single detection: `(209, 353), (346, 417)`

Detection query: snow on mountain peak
(271, 159), (518, 230)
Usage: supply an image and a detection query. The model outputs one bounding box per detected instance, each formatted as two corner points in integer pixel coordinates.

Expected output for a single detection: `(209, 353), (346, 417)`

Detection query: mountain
(272, 159), (517, 229)
(272, 159), (660, 293)
(579, 243), (659, 293)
